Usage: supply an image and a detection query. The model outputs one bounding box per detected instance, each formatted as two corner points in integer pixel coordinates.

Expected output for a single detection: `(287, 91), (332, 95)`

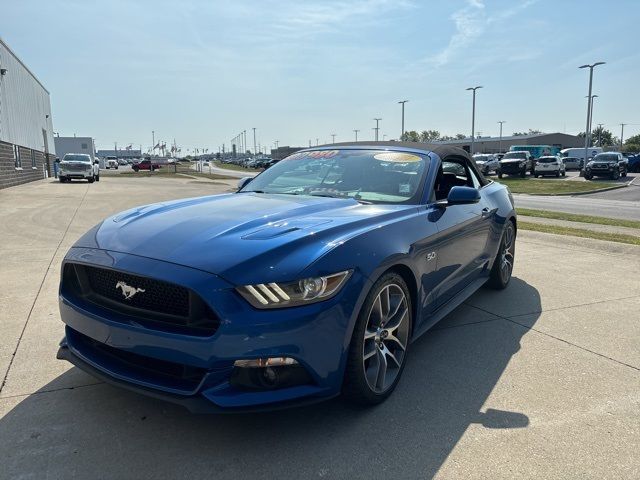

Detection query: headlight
(586, 161), (594, 167)
(238, 270), (352, 308)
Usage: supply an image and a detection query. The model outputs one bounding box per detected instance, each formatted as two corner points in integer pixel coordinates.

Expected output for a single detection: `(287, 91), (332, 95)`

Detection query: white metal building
(0, 36), (56, 189)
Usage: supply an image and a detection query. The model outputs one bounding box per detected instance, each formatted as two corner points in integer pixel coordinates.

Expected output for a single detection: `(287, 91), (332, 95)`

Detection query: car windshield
(537, 157), (556, 163)
(503, 152), (526, 159)
(593, 154), (618, 162)
(62, 154), (91, 162)
(473, 155), (491, 162)
(240, 149), (429, 204)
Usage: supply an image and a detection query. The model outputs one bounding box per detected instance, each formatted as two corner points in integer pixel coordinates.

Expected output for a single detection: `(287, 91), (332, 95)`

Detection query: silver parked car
(472, 154), (501, 175)
(534, 156), (566, 177)
(562, 156), (582, 170)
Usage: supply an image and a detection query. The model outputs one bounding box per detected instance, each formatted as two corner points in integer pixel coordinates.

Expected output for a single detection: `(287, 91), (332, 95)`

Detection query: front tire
(487, 221), (516, 290)
(611, 170), (620, 180)
(498, 171), (503, 179)
(520, 168), (526, 178)
(343, 273), (412, 405)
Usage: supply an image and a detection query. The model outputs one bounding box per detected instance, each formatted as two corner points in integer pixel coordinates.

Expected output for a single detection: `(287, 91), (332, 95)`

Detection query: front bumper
(499, 162), (526, 174)
(60, 170), (93, 179)
(57, 247), (367, 412)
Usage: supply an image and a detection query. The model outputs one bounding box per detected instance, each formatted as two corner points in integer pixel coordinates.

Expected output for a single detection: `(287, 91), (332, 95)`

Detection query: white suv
(534, 156), (565, 178)
(58, 154), (100, 183)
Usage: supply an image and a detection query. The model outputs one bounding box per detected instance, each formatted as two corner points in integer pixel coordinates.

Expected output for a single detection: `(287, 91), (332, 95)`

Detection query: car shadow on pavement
(0, 277), (540, 479)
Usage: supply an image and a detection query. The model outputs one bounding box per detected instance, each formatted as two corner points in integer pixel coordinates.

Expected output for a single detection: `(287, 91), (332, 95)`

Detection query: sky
(3, 0), (639, 152)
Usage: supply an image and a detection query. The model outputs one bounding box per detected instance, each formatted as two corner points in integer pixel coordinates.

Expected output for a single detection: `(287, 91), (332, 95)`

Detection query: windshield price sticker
(373, 152), (421, 163)
(286, 150), (339, 160)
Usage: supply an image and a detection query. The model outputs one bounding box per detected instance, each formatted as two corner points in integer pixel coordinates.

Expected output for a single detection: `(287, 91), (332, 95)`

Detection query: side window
(31, 149), (37, 168)
(13, 145), (22, 168)
(468, 165), (482, 189)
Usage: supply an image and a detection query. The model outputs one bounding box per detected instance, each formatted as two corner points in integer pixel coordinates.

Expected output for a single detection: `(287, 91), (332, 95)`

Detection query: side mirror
(237, 177), (252, 190)
(439, 186), (481, 206)
(94, 160), (99, 165)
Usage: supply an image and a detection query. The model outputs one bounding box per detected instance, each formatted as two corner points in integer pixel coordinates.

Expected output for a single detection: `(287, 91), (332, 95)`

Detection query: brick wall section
(0, 141), (51, 190)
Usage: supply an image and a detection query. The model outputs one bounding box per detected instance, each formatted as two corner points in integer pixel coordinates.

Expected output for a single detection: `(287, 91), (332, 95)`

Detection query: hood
(73, 193), (416, 285)
(500, 158), (526, 164)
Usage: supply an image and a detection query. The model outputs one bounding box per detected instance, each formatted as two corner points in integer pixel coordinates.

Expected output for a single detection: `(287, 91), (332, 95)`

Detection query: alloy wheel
(362, 284), (410, 394)
(500, 223), (515, 283)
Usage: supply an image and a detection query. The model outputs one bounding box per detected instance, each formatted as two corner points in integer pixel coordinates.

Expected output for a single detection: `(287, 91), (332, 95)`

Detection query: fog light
(230, 357), (313, 391)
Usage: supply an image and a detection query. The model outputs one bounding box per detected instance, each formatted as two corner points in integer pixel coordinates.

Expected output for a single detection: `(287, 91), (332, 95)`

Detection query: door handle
(481, 207), (492, 218)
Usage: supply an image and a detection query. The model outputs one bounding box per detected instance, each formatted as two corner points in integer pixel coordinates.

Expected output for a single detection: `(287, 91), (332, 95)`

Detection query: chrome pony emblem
(115, 281), (145, 300)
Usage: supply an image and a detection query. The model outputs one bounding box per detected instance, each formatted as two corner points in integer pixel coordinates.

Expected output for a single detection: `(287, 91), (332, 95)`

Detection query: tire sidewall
(343, 272), (413, 404)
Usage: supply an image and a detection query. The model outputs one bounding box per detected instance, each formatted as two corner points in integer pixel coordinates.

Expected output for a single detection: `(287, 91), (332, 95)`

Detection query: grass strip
(496, 177), (620, 194)
(518, 221), (640, 246)
(517, 208), (640, 230)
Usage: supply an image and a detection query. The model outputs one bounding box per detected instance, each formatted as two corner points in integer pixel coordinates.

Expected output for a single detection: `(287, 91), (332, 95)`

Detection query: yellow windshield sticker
(373, 152), (421, 163)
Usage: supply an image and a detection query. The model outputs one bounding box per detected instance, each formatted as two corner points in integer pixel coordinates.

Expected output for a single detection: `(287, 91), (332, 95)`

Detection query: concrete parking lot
(1, 176), (639, 479)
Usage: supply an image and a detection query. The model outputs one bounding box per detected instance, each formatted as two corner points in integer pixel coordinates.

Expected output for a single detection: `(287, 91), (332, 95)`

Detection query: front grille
(68, 327), (207, 392)
(62, 263), (220, 336)
(84, 265), (189, 317)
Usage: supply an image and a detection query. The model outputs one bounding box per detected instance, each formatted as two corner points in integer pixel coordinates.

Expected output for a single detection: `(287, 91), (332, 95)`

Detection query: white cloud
(424, 0), (537, 67)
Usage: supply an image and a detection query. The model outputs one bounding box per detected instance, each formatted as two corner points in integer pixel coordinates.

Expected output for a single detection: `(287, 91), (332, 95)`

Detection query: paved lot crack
(465, 303), (640, 373)
(0, 184), (91, 394)
(0, 381), (104, 401)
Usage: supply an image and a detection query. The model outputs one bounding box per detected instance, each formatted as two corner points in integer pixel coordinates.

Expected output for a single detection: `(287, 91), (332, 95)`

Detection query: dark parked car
(132, 159), (161, 172)
(498, 151), (534, 178)
(585, 152), (628, 180)
(625, 153), (640, 173)
(56, 143), (517, 412)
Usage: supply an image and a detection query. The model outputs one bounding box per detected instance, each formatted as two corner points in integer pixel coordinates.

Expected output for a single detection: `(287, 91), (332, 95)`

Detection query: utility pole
(466, 86), (482, 155)
(354, 129), (360, 141)
(152, 131), (155, 153)
(586, 95), (598, 140)
(620, 123), (627, 149)
(252, 128), (257, 156)
(398, 100), (408, 138)
(373, 118), (381, 141)
(331, 133), (336, 144)
(316, 138), (319, 146)
(243, 130), (247, 155)
(579, 62), (605, 174)
(498, 121), (506, 154)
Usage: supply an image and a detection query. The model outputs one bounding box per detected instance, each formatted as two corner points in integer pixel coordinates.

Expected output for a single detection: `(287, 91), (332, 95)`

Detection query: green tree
(578, 127), (617, 147)
(455, 133), (466, 140)
(624, 134), (640, 152)
(419, 130), (441, 143)
(400, 131), (420, 142)
(439, 135), (455, 141)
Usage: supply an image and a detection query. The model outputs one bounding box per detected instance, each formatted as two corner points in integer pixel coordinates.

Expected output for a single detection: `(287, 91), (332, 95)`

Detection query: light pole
(398, 101), (408, 138)
(620, 123), (627, 149)
(252, 127), (257, 156)
(586, 94), (598, 141)
(373, 118), (381, 141)
(354, 129), (360, 141)
(383, 134), (387, 141)
(152, 130), (155, 152)
(466, 86), (482, 155)
(497, 120), (506, 154)
(579, 62), (605, 173)
(316, 138), (319, 146)
(331, 134), (336, 144)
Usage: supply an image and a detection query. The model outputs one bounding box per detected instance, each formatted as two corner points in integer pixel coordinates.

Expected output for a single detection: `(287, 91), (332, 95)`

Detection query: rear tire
(611, 170), (619, 180)
(585, 173), (593, 180)
(487, 221), (516, 290)
(498, 172), (503, 179)
(520, 168), (526, 178)
(343, 272), (412, 406)
(88, 177), (94, 183)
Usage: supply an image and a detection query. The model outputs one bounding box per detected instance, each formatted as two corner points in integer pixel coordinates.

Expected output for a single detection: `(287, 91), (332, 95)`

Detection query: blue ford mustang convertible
(57, 142), (517, 412)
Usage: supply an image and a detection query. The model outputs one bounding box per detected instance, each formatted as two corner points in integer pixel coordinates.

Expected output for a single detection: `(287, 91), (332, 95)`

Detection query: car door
(431, 160), (493, 308)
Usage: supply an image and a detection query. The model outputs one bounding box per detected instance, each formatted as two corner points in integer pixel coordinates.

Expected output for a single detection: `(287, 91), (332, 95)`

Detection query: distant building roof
(433, 132), (579, 145)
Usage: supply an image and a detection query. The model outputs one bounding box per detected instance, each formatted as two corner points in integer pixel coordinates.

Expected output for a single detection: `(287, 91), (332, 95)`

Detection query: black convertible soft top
(318, 141), (488, 185)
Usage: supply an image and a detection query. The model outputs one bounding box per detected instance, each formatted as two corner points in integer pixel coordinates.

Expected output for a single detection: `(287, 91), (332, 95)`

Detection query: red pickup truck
(132, 159), (161, 172)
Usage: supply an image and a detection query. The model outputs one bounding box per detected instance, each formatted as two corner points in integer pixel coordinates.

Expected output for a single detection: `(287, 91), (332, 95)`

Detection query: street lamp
(252, 127), (257, 156)
(466, 86), (482, 155)
(331, 134), (336, 144)
(398, 101), (408, 138)
(497, 121), (506, 154)
(354, 129), (360, 141)
(373, 118), (381, 141)
(579, 62), (605, 173)
(585, 94), (598, 143)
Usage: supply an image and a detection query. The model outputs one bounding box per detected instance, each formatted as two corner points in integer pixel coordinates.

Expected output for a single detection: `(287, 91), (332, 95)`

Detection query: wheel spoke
(380, 286), (391, 321)
(385, 333), (406, 352)
(375, 348), (387, 390)
(385, 308), (407, 334)
(363, 344), (377, 361)
(383, 345), (402, 369)
(364, 328), (377, 340)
